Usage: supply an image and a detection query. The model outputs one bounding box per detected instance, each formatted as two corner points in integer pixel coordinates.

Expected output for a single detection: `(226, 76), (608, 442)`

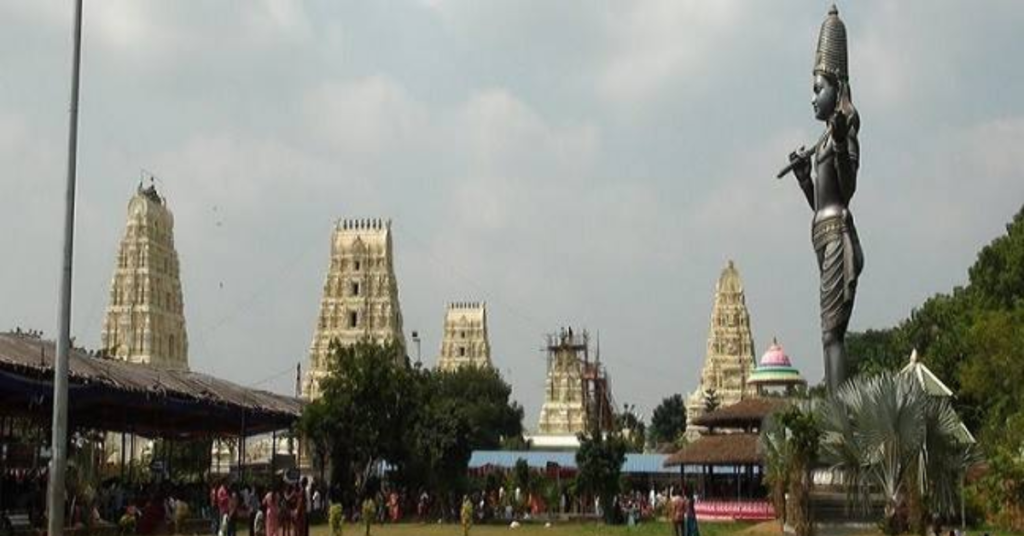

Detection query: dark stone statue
(779, 5), (864, 392)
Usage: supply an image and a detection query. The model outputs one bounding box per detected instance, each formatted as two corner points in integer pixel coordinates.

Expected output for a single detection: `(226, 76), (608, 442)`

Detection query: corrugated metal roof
(469, 450), (676, 474)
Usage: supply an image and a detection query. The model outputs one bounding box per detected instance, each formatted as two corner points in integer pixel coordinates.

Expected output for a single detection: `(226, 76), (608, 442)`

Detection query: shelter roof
(691, 397), (786, 429)
(0, 331), (303, 437)
(900, 349), (975, 443)
(900, 349), (954, 397)
(663, 433), (762, 466)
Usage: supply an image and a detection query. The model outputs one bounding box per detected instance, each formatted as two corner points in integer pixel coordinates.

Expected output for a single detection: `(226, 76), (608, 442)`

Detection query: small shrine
(746, 339), (807, 396)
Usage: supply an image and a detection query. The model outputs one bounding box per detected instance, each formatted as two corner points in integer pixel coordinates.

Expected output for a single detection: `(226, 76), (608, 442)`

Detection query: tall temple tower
(685, 260), (756, 437)
(436, 302), (491, 371)
(304, 218), (405, 398)
(100, 184), (189, 371)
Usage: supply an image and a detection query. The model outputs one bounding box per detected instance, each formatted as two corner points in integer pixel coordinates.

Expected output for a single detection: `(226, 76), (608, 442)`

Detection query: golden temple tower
(685, 260), (757, 437)
(436, 301), (491, 371)
(304, 218), (405, 398)
(100, 184), (189, 371)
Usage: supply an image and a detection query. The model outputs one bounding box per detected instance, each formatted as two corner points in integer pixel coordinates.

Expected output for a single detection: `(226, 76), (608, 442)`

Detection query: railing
(694, 500), (775, 521)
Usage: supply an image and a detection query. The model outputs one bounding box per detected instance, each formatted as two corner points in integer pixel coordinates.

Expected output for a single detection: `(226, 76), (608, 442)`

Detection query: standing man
(670, 490), (686, 536)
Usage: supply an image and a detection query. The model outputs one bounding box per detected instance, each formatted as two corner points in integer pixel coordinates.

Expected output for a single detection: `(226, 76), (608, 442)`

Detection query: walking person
(263, 487), (280, 536)
(685, 490), (700, 536)
(460, 495), (473, 536)
(216, 483), (231, 536)
(281, 486), (294, 536)
(292, 484), (307, 536)
(669, 490), (686, 536)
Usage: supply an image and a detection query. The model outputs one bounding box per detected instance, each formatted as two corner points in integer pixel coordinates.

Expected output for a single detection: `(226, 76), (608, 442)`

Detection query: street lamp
(411, 331), (421, 367)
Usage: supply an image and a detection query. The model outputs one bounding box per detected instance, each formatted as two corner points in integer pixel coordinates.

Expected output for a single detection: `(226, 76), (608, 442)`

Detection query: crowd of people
(209, 478), (324, 536)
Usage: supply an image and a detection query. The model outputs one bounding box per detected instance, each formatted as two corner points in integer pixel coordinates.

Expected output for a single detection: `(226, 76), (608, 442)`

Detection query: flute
(776, 145), (815, 179)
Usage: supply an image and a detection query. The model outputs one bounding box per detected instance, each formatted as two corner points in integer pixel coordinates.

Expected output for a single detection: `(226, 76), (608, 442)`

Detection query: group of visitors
(668, 489), (700, 536)
(211, 478), (321, 536)
(108, 483), (205, 535)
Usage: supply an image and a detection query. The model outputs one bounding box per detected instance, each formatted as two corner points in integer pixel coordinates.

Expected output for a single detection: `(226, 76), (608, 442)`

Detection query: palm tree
(761, 401), (820, 536)
(760, 413), (792, 525)
(817, 372), (974, 534)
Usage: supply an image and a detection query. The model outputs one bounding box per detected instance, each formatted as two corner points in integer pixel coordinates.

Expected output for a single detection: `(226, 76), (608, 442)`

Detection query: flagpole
(47, 0), (84, 535)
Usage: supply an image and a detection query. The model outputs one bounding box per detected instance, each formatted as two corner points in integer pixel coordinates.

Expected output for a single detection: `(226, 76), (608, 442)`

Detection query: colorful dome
(747, 338), (806, 388)
(760, 340), (792, 368)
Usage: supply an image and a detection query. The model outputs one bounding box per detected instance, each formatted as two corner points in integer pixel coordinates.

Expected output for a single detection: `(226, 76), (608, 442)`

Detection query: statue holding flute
(778, 5), (864, 392)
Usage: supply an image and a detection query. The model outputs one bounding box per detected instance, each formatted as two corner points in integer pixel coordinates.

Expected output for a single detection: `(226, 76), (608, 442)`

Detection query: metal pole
(119, 432), (126, 481)
(271, 430), (277, 475)
(960, 473), (966, 530)
(47, 1), (84, 534)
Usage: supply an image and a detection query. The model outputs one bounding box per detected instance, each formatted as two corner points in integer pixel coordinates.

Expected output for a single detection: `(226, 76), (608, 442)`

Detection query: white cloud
(304, 76), (428, 156)
(598, 1), (742, 104)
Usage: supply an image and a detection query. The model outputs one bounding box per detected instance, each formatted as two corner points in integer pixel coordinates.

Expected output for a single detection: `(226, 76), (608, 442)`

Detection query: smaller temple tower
(536, 328), (614, 439)
(436, 302), (492, 371)
(685, 260), (757, 437)
(304, 218), (405, 399)
(537, 328), (587, 436)
(101, 183), (189, 371)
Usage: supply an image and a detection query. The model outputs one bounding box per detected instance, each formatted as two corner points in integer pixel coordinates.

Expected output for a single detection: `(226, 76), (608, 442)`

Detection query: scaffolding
(542, 328), (615, 435)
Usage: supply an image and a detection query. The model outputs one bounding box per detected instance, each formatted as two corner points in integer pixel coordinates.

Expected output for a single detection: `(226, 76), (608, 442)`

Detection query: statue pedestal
(793, 471), (884, 534)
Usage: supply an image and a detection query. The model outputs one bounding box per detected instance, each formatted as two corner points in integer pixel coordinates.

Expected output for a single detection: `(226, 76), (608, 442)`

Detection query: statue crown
(814, 4), (848, 82)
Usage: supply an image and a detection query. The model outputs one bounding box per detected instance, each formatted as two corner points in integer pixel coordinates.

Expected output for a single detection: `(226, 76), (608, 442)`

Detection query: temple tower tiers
(536, 328), (589, 436)
(685, 260), (757, 436)
(100, 184), (189, 371)
(436, 302), (492, 371)
(304, 218), (405, 398)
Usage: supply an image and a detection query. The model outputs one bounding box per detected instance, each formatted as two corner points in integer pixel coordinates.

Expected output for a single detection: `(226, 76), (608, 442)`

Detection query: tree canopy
(844, 204), (1024, 530)
(648, 394), (686, 449)
(298, 340), (524, 512)
(574, 428), (627, 524)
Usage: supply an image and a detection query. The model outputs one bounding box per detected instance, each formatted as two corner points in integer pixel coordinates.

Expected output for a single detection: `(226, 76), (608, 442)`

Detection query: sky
(1, 1), (1023, 428)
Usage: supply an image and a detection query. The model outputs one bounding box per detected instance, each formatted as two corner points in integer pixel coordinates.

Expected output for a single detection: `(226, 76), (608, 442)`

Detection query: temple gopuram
(532, 328), (615, 449)
(685, 260), (757, 439)
(436, 301), (492, 371)
(304, 218), (405, 399)
(101, 183), (189, 371)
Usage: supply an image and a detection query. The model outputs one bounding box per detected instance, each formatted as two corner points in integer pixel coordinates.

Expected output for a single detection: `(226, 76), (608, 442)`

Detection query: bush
(329, 504), (344, 536)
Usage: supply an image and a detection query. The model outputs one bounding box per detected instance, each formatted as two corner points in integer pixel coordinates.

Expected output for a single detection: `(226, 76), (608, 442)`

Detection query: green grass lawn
(304, 520), (751, 536)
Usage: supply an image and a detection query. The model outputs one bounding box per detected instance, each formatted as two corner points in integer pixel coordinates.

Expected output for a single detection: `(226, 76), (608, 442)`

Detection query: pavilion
(664, 397), (784, 521)
(664, 340), (809, 521)
(0, 330), (302, 472)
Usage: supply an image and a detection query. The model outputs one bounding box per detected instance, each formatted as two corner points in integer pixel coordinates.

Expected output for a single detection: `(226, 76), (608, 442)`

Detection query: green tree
(760, 412), (793, 526)
(703, 388), (720, 413)
(402, 366), (524, 517)
(433, 367), (524, 450)
(967, 205), (1024, 309)
(648, 394), (686, 450)
(839, 205), (1024, 530)
(847, 328), (904, 377)
(297, 340), (415, 506)
(615, 403), (646, 453)
(818, 372), (973, 534)
(575, 429), (627, 524)
(766, 403), (820, 536)
(959, 307), (1024, 436)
